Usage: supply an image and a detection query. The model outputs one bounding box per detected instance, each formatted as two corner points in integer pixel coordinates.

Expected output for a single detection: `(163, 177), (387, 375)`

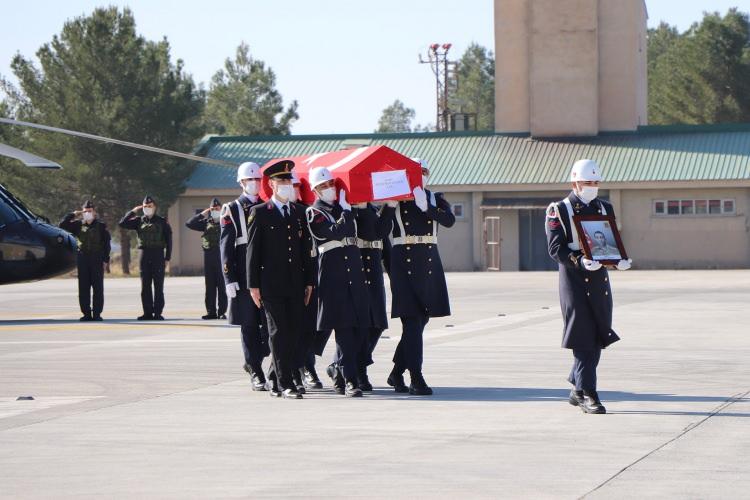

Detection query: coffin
(259, 145), (421, 204)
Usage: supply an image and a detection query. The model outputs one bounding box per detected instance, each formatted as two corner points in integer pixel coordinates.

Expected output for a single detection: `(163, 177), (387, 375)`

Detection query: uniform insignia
(223, 264), (229, 274)
(220, 204), (233, 227)
(547, 218), (560, 229)
(247, 212), (254, 224)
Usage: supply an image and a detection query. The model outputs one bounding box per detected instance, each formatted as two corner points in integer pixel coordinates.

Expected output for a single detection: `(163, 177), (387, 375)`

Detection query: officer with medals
(545, 159), (632, 414)
(351, 200), (396, 391)
(306, 166), (370, 397)
(220, 162), (269, 391)
(185, 198), (227, 320)
(119, 196), (172, 320)
(246, 160), (313, 399)
(387, 158), (455, 396)
(59, 200), (111, 321)
(289, 172), (325, 390)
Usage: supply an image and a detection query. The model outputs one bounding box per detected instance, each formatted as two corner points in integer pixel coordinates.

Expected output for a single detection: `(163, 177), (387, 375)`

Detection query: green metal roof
(186, 124), (750, 190)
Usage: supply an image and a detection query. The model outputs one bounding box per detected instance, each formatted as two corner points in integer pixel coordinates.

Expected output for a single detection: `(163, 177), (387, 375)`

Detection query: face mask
(210, 210), (221, 221)
(243, 180), (259, 196)
(422, 175), (429, 187)
(289, 187), (300, 203)
(318, 187), (336, 204)
(143, 207), (155, 217)
(275, 184), (294, 202)
(576, 185), (599, 204)
(82, 212), (95, 223)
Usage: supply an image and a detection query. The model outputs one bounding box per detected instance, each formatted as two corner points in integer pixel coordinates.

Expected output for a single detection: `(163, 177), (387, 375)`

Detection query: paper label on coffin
(371, 170), (410, 200)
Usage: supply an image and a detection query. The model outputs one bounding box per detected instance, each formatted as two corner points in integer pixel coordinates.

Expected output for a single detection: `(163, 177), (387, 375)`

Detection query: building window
(452, 203), (465, 219)
(653, 199), (736, 217)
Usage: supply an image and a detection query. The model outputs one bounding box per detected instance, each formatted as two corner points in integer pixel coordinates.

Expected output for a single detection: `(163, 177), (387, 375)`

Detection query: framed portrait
(572, 215), (628, 266)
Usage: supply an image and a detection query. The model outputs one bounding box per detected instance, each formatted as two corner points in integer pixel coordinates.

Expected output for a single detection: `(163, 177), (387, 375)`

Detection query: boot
(357, 366), (373, 392)
(344, 380), (363, 397)
(303, 367), (323, 389)
(326, 364), (345, 395)
(581, 391), (606, 414)
(387, 366), (409, 393)
(569, 389), (584, 407)
(292, 370), (306, 394)
(408, 371), (433, 396)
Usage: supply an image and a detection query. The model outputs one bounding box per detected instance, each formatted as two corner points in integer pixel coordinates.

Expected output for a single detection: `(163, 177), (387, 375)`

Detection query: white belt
(317, 237), (357, 255)
(356, 239), (383, 250)
(392, 235), (437, 246)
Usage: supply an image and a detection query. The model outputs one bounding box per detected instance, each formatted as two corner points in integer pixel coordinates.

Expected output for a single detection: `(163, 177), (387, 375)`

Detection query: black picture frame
(572, 214), (628, 266)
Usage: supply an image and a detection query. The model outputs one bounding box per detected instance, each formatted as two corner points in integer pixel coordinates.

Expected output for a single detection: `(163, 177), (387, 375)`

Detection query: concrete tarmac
(0, 271), (748, 499)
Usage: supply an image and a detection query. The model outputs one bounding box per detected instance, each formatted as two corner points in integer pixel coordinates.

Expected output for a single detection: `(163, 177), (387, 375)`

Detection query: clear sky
(1, 0), (747, 135)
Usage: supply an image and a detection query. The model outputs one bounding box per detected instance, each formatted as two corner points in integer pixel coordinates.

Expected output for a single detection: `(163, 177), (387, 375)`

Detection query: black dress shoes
(326, 364), (345, 395)
(569, 389), (585, 407)
(268, 380), (281, 397)
(581, 391), (606, 414)
(358, 374), (373, 392)
(153, 314), (165, 321)
(137, 314), (153, 321)
(201, 313), (218, 320)
(344, 381), (363, 397)
(282, 388), (303, 399)
(218, 314), (227, 320)
(387, 368), (409, 393)
(303, 367), (323, 389)
(251, 373), (267, 391)
(79, 315), (92, 322)
(408, 371), (433, 396)
(92, 315), (103, 321)
(292, 372), (306, 394)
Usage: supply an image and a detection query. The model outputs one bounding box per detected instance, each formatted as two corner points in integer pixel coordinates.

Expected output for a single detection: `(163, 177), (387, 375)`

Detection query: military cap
(210, 197), (221, 207)
(143, 195), (155, 205)
(82, 199), (95, 209)
(264, 159), (294, 180)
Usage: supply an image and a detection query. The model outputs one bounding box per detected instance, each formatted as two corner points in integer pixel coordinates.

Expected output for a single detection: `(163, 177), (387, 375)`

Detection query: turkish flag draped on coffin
(259, 145), (422, 204)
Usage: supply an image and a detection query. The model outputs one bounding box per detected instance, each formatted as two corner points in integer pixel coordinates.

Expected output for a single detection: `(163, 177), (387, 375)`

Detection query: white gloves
(226, 282), (239, 299)
(413, 186), (428, 212)
(616, 258), (632, 271)
(581, 258), (602, 272)
(338, 189), (351, 211)
(385, 200), (398, 208)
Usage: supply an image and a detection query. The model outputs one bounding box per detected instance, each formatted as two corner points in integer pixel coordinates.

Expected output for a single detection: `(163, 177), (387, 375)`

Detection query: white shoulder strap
(228, 201), (248, 246)
(561, 198), (580, 251)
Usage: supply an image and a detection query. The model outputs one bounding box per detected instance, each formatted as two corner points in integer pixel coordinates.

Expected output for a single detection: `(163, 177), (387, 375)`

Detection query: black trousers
(567, 349), (602, 392)
(393, 315), (429, 373)
(203, 249), (227, 316)
(77, 252), (105, 316)
(330, 328), (365, 380)
(263, 296), (303, 390)
(139, 249), (165, 316)
(358, 327), (384, 369)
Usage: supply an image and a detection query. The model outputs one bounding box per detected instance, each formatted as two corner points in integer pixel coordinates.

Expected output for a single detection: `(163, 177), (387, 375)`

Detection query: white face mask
(318, 187), (336, 204)
(210, 210), (221, 221)
(422, 175), (429, 187)
(243, 180), (259, 196)
(289, 187), (300, 203)
(143, 207), (155, 217)
(576, 185), (599, 204)
(82, 212), (95, 223)
(275, 184), (294, 202)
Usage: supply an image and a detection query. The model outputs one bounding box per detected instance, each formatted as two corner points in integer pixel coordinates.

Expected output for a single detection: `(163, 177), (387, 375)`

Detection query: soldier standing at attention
(387, 158), (455, 396)
(185, 198), (227, 320)
(246, 160), (313, 399)
(306, 166), (371, 397)
(59, 200), (111, 321)
(546, 159), (632, 414)
(220, 162), (269, 391)
(119, 195), (172, 321)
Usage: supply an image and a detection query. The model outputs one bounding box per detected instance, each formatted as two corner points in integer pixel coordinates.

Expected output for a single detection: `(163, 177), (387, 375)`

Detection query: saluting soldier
(306, 166), (371, 397)
(118, 195), (172, 321)
(387, 158), (455, 395)
(350, 201), (396, 391)
(545, 159), (632, 414)
(220, 162), (269, 391)
(59, 199), (111, 321)
(185, 198), (227, 320)
(246, 160), (313, 399)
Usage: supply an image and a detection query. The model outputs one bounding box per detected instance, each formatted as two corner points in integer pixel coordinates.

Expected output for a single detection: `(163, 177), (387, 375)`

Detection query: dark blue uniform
(546, 192), (620, 392)
(118, 212), (172, 318)
(246, 200), (313, 391)
(186, 213), (227, 318)
(220, 194), (269, 375)
(306, 199), (371, 382)
(59, 214), (111, 319)
(389, 190), (454, 374)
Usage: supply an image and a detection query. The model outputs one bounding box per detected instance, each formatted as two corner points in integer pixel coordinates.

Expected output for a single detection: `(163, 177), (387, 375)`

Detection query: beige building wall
(494, 0), (648, 136)
(438, 193), (474, 271)
(620, 187), (750, 269)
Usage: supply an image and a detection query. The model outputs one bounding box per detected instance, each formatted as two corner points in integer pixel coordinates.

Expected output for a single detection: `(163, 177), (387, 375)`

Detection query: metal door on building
(484, 216), (501, 271)
(519, 209), (557, 271)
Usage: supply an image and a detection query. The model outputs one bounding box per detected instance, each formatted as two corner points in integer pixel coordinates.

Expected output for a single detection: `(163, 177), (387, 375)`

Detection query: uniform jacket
(185, 213), (221, 252)
(388, 190), (454, 318)
(118, 212), (172, 260)
(59, 214), (111, 262)
(546, 192), (620, 350)
(246, 200), (314, 299)
(306, 199), (371, 330)
(355, 203), (395, 329)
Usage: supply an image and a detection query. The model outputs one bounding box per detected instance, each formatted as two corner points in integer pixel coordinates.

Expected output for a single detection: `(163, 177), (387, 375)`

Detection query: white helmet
(236, 161), (262, 182)
(309, 166), (333, 189)
(570, 159), (602, 182)
(411, 157), (430, 173)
